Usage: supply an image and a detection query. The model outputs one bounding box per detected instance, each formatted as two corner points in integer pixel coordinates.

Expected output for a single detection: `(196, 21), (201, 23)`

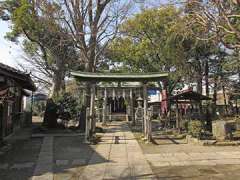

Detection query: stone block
(212, 120), (227, 140)
(236, 118), (240, 130)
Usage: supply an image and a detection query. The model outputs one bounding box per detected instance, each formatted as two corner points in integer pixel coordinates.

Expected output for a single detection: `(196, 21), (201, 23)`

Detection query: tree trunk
(205, 60), (211, 131)
(197, 73), (203, 115)
(196, 59), (203, 94)
(197, 74), (203, 94)
(43, 98), (58, 128)
(50, 72), (65, 98)
(205, 60), (209, 97)
(49, 57), (66, 98)
(222, 85), (228, 115)
(0, 104), (3, 144)
(212, 76), (218, 117)
(43, 57), (65, 128)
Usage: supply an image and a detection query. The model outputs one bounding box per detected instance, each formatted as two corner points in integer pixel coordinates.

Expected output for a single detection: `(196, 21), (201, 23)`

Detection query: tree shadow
(0, 120), (157, 179)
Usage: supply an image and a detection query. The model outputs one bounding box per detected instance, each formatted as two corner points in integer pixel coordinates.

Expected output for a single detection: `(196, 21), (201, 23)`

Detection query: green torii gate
(71, 71), (168, 143)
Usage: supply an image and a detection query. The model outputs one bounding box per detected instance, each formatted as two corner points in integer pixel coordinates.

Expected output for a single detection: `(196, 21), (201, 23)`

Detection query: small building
(0, 63), (36, 141)
(170, 89), (211, 130)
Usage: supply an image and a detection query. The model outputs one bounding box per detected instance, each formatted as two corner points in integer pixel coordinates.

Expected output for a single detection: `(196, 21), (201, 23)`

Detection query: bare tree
(60, 0), (132, 72)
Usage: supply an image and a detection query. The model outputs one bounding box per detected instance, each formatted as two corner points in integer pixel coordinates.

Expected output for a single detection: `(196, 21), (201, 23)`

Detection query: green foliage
(33, 101), (46, 117)
(107, 6), (194, 80)
(188, 120), (204, 138)
(1, 0), (78, 97)
(55, 93), (80, 121)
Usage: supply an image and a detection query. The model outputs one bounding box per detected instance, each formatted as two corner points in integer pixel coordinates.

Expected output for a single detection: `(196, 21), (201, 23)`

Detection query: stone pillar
(143, 82), (148, 140)
(109, 105), (112, 121)
(236, 117), (240, 130)
(82, 87), (87, 106)
(130, 88), (135, 125)
(176, 100), (179, 130)
(147, 107), (153, 142)
(89, 83), (96, 135)
(113, 88), (115, 113)
(85, 107), (90, 143)
(102, 88), (107, 125)
(212, 120), (227, 140)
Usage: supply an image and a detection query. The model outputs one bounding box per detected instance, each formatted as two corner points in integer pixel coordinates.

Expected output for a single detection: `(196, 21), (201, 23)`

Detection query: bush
(33, 101), (46, 116)
(188, 120), (203, 138)
(55, 93), (80, 121)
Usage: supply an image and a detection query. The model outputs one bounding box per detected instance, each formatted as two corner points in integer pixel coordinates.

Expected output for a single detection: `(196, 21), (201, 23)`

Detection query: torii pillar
(143, 82), (152, 142)
(89, 82), (96, 135)
(143, 83), (147, 139)
(102, 88), (107, 125)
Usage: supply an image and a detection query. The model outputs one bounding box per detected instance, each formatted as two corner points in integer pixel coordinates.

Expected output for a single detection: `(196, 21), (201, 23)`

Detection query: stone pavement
(137, 136), (240, 179)
(32, 136), (53, 180)
(3, 121), (240, 180)
(139, 139), (240, 168)
(146, 151), (240, 167)
(80, 121), (156, 180)
(0, 137), (42, 180)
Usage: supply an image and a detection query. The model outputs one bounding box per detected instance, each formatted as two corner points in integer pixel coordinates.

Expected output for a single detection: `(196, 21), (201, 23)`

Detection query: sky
(0, 20), (23, 68)
(0, 0), (167, 69)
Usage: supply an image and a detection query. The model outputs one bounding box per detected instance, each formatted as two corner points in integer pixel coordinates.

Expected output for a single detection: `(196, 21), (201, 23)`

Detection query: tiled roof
(0, 62), (36, 91)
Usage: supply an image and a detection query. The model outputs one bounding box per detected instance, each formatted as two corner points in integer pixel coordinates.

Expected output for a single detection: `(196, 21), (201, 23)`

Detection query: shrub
(188, 120), (203, 138)
(33, 101), (46, 116)
(55, 93), (80, 121)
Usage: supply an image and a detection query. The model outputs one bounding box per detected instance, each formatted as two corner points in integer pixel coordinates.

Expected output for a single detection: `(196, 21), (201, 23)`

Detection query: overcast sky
(0, 20), (23, 67)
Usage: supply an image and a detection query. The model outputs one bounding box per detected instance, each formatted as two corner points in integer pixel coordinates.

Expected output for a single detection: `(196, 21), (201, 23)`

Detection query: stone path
(80, 121), (156, 180)
(146, 151), (240, 167)
(32, 136), (53, 180)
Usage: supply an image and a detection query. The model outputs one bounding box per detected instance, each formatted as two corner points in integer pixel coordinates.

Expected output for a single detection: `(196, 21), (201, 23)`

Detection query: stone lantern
(136, 97), (143, 108)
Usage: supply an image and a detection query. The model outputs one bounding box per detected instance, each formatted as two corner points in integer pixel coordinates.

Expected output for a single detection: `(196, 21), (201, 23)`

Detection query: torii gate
(71, 71), (168, 143)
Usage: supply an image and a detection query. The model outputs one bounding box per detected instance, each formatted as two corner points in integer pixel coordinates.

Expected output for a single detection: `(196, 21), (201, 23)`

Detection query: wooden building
(0, 63), (36, 141)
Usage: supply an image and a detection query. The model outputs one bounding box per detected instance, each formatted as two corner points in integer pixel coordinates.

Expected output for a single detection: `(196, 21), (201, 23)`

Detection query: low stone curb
(31, 133), (84, 138)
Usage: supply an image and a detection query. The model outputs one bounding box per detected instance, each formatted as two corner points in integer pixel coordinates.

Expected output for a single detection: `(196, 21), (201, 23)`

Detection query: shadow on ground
(0, 122), (109, 180)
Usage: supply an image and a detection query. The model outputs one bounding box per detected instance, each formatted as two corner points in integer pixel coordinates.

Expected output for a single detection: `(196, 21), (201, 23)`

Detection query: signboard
(148, 90), (157, 96)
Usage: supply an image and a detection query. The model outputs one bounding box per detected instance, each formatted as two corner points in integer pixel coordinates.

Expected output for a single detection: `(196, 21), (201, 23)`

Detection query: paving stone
(32, 136), (53, 180)
(104, 165), (131, 179)
(32, 172), (53, 180)
(169, 161), (186, 166)
(0, 163), (9, 169)
(187, 160), (217, 166)
(131, 165), (157, 179)
(80, 121), (156, 179)
(71, 159), (86, 166)
(11, 162), (34, 169)
(80, 163), (107, 180)
(53, 173), (72, 180)
(150, 161), (171, 167)
(213, 159), (240, 165)
(55, 160), (69, 166)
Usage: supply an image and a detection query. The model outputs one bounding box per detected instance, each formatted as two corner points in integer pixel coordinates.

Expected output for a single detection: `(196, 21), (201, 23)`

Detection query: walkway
(80, 121), (156, 179)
